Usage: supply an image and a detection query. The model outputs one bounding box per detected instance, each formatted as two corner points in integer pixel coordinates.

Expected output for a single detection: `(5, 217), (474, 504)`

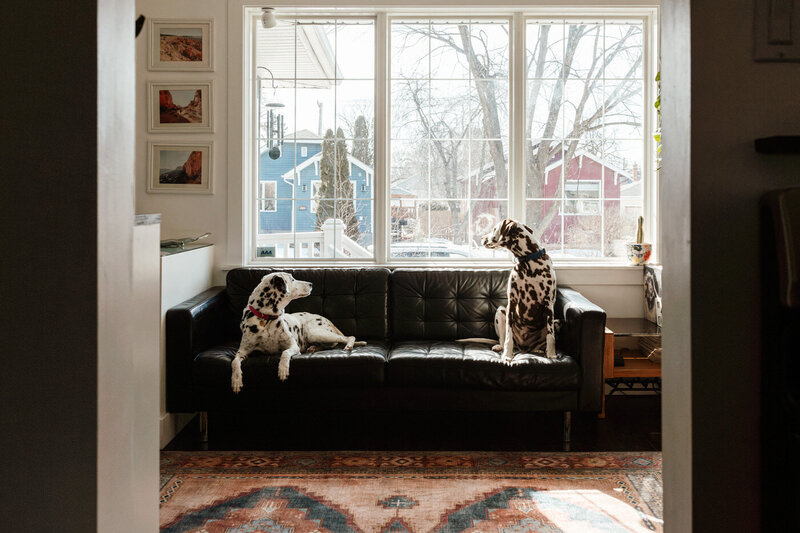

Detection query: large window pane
(525, 19), (645, 259)
(255, 17), (374, 259)
(250, 13), (651, 263)
(391, 18), (510, 259)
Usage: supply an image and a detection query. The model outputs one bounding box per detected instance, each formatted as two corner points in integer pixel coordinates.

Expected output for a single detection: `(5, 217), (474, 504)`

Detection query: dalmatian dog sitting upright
(482, 219), (558, 360)
(230, 272), (365, 393)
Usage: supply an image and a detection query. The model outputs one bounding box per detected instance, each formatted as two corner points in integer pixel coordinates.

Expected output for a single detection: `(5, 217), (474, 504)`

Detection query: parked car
(390, 240), (471, 258)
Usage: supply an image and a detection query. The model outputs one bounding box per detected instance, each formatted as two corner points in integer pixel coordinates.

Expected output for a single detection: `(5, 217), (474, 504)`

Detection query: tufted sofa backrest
(226, 268), (391, 340)
(390, 269), (509, 341)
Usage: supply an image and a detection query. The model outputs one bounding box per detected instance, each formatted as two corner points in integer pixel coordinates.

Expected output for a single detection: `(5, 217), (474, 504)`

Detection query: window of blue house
(258, 181), (277, 213)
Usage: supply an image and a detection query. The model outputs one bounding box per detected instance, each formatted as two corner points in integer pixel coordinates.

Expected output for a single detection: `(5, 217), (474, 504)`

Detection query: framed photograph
(148, 19), (213, 71)
(148, 81), (213, 132)
(148, 143), (213, 194)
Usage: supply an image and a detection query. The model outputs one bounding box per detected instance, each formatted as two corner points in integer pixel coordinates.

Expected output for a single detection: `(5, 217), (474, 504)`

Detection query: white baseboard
(160, 412), (196, 449)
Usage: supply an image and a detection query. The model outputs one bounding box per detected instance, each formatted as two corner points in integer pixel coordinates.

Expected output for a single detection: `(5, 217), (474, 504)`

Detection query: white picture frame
(148, 81), (213, 133)
(147, 142), (213, 194)
(148, 19), (213, 71)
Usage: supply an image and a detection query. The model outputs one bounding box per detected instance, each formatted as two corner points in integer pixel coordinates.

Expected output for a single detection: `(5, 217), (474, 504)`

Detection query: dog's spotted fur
(482, 219), (557, 360)
(230, 272), (365, 392)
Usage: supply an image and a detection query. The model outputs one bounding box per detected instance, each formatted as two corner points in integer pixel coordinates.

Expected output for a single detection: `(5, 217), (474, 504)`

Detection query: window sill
(219, 260), (651, 287)
(220, 261), (655, 271)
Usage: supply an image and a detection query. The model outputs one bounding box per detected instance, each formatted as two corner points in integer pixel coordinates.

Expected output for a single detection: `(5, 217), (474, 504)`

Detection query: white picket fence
(257, 219), (371, 259)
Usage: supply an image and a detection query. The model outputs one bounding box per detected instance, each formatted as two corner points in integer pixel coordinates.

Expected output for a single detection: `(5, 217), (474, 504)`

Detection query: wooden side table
(599, 318), (662, 418)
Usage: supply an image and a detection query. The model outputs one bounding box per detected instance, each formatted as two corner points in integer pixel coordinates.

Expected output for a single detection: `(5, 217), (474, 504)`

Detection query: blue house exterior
(259, 133), (373, 245)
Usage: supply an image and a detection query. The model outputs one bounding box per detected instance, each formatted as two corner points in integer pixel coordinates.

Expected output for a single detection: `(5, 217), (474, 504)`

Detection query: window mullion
(509, 12), (526, 224)
(375, 12), (389, 264)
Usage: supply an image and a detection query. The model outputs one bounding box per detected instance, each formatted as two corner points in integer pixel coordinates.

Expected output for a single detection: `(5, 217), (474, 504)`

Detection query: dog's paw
(546, 334), (557, 359)
(231, 371), (243, 394)
(306, 345), (318, 354)
(501, 350), (514, 363)
(344, 336), (355, 351)
(492, 344), (502, 352)
(278, 360), (290, 381)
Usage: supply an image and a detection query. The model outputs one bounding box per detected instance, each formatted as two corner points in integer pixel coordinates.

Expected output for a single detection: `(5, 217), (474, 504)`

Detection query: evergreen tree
(352, 115), (372, 166)
(315, 128), (360, 241)
(315, 129), (336, 229)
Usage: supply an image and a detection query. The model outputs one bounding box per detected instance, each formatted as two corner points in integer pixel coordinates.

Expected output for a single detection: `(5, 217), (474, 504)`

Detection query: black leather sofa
(166, 268), (607, 447)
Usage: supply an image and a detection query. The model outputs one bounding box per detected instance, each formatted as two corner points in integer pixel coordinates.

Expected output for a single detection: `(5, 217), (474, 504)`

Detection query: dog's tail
(455, 338), (497, 345)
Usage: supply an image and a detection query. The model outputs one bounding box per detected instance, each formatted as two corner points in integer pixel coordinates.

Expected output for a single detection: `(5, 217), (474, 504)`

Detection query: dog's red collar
(249, 305), (278, 320)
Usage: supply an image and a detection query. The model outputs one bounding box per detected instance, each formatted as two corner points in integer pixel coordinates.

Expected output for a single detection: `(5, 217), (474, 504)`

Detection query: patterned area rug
(160, 451), (662, 532)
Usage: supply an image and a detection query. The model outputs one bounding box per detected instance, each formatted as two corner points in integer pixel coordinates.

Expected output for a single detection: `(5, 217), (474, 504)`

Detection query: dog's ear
(271, 274), (286, 292)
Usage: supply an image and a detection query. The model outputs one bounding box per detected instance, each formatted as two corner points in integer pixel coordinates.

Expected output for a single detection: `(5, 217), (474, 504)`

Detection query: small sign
(257, 246), (275, 258)
(299, 205), (307, 211)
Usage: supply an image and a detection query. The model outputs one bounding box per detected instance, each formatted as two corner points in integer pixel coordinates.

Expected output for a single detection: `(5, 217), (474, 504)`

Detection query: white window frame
(235, 2), (659, 268)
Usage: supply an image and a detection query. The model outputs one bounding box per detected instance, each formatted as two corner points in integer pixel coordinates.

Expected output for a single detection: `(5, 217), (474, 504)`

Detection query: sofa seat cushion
(193, 340), (389, 389)
(386, 341), (580, 391)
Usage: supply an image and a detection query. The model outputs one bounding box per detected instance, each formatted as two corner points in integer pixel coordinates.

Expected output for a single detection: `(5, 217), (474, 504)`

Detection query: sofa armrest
(556, 287), (607, 412)
(166, 286), (229, 412)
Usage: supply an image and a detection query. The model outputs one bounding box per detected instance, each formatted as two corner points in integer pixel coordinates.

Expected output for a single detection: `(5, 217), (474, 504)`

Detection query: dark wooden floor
(164, 394), (661, 452)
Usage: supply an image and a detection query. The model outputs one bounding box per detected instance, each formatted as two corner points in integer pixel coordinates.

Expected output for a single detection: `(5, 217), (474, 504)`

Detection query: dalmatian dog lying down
(230, 272), (366, 392)
(481, 218), (558, 360)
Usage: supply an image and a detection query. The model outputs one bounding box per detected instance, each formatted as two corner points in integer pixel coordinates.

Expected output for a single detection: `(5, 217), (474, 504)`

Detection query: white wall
(136, 0), (229, 260)
(132, 219), (162, 532)
(136, 0), (650, 317)
(99, 0), (159, 531)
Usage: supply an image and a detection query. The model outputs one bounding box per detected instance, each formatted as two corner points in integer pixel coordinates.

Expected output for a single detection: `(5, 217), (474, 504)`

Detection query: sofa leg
(199, 411), (209, 443)
(563, 411), (572, 452)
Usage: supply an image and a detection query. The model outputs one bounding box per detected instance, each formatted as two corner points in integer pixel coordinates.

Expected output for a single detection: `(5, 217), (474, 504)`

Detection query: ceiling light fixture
(261, 7), (277, 29)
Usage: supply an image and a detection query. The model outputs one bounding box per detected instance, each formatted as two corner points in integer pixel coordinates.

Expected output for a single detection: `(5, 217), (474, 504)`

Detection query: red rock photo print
(159, 150), (202, 185)
(159, 28), (202, 62)
(159, 89), (203, 124)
